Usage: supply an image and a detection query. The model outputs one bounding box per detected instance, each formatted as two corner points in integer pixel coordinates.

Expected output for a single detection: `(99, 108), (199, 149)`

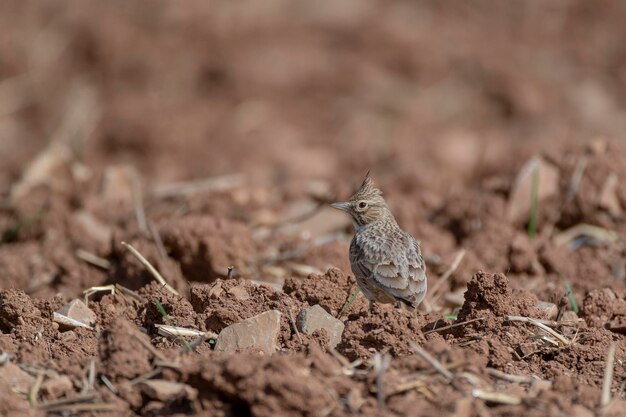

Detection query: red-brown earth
(1, 2), (626, 416)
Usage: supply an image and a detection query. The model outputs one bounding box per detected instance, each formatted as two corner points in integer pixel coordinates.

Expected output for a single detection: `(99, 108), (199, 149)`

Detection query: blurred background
(2, 0), (625, 193)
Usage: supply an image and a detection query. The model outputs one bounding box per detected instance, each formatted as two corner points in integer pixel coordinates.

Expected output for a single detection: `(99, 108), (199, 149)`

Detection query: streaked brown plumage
(331, 174), (427, 309)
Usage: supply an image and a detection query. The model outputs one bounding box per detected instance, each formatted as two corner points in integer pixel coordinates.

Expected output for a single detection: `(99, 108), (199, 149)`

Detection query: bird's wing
(404, 237), (427, 304)
(351, 233), (427, 307)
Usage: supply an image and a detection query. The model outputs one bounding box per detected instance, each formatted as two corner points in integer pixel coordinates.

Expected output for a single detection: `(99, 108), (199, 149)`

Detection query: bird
(331, 173), (427, 311)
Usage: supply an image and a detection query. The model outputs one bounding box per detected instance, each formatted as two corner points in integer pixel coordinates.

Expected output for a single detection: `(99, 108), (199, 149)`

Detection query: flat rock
(535, 301), (558, 321)
(138, 380), (198, 402)
(215, 310), (282, 354)
(297, 304), (345, 349)
(0, 362), (35, 394)
(56, 299), (96, 328)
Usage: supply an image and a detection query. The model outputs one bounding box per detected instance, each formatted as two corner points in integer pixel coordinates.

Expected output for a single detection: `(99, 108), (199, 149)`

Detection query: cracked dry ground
(1, 139), (626, 417)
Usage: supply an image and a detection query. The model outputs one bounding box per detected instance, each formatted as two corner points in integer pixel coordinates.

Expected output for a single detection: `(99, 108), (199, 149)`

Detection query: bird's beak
(330, 201), (350, 212)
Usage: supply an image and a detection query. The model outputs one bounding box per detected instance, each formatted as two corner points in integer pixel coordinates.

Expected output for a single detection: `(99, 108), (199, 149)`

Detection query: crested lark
(331, 174), (427, 310)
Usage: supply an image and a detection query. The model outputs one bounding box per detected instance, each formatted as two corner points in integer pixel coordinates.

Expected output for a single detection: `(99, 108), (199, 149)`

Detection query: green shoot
(444, 313), (458, 320)
(154, 299), (193, 352)
(557, 272), (579, 313)
(339, 288), (361, 319)
(527, 166), (539, 239)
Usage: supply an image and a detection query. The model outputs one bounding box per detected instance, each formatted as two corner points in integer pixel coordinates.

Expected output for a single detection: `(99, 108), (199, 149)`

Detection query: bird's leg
(368, 300), (374, 312)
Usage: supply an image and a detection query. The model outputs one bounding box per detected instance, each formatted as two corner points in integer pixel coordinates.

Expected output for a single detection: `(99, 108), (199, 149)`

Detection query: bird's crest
(352, 171), (384, 203)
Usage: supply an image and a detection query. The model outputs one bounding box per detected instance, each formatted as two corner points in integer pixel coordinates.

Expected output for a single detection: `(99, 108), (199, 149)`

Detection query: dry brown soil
(1, 2), (626, 416)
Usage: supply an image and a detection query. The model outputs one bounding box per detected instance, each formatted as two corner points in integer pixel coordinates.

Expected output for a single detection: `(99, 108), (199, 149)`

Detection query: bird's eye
(358, 201), (367, 209)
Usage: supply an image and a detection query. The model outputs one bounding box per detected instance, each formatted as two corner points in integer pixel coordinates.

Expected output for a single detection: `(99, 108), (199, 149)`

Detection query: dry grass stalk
(423, 318), (484, 335)
(29, 372), (45, 406)
(121, 241), (179, 295)
(52, 312), (93, 330)
(41, 403), (124, 413)
(506, 315), (570, 346)
(486, 368), (540, 384)
(128, 368), (163, 386)
(281, 299), (303, 345)
(131, 333), (168, 363)
(153, 173), (244, 198)
(100, 375), (118, 394)
(131, 175), (148, 234)
(373, 352), (391, 408)
(389, 378), (435, 401)
(410, 342), (453, 380)
(472, 388), (522, 405)
(154, 324), (210, 339)
(427, 249), (466, 308)
(554, 224), (618, 248)
(76, 249), (111, 270)
(148, 221), (168, 259)
(36, 392), (97, 410)
(600, 342), (616, 408)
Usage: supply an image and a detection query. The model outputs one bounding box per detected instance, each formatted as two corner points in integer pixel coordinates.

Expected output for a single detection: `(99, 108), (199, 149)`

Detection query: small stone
(607, 316), (626, 334)
(227, 285), (250, 301)
(508, 156), (560, 222)
(73, 210), (112, 248)
(535, 301), (558, 320)
(138, 380), (198, 402)
(0, 362), (35, 394)
(56, 299), (96, 328)
(599, 173), (622, 216)
(215, 310), (282, 355)
(528, 379), (553, 397)
(101, 165), (141, 206)
(297, 305), (345, 349)
(42, 375), (74, 399)
(560, 310), (579, 323)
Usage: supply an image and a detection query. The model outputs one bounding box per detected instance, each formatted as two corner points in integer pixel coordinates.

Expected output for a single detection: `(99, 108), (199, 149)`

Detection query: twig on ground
(53, 312), (94, 330)
(409, 342), (453, 380)
(29, 372), (44, 406)
(281, 299), (303, 345)
(153, 174), (245, 198)
(154, 324), (210, 339)
(76, 249), (111, 270)
(566, 156), (588, 201)
(181, 332), (216, 354)
(121, 241), (179, 295)
(100, 375), (118, 394)
(506, 315), (571, 346)
(40, 403), (124, 413)
(129, 368), (163, 386)
(36, 393), (97, 410)
(388, 378), (435, 400)
(131, 333), (168, 362)
(472, 389), (522, 405)
(428, 249), (466, 306)
(131, 174), (148, 234)
(486, 368), (541, 384)
(373, 352), (391, 409)
(601, 342), (616, 408)
(423, 318), (483, 335)
(148, 221), (167, 259)
(87, 359), (96, 392)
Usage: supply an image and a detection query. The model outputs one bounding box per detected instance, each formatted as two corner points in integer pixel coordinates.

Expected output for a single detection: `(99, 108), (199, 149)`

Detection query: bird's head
(331, 173), (391, 229)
